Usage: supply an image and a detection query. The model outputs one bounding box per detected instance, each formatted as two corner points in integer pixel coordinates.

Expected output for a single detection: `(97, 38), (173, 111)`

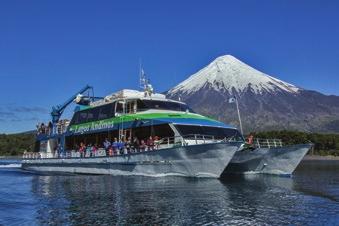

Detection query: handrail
(24, 133), (240, 160)
(253, 138), (283, 148)
(154, 133), (240, 148)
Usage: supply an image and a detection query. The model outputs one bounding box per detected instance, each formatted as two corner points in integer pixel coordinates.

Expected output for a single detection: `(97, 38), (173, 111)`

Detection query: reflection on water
(293, 160), (339, 202)
(0, 160), (338, 225)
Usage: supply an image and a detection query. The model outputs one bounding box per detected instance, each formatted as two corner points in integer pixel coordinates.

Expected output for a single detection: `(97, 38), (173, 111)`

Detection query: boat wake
(0, 163), (22, 168)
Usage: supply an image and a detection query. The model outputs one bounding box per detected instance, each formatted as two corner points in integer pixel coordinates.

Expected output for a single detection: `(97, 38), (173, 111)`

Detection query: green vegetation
(0, 133), (35, 156)
(252, 130), (339, 156)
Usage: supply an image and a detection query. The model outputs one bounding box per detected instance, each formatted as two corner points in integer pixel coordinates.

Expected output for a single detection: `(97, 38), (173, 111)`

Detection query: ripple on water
(0, 160), (338, 225)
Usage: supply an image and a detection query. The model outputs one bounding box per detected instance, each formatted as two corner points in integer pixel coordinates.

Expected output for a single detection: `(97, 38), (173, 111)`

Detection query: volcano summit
(167, 55), (339, 133)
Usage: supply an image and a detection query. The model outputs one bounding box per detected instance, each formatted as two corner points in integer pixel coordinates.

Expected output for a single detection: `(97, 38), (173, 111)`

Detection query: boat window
(136, 99), (147, 110)
(139, 100), (195, 113)
(132, 124), (174, 140)
(175, 125), (243, 140)
(175, 125), (204, 135)
(87, 107), (99, 122)
(78, 111), (88, 124)
(116, 102), (124, 114)
(98, 104), (113, 120)
(69, 103), (115, 125)
(70, 112), (79, 125)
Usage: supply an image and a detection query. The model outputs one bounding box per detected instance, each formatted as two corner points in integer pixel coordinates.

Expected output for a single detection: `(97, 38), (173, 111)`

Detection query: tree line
(0, 133), (35, 156)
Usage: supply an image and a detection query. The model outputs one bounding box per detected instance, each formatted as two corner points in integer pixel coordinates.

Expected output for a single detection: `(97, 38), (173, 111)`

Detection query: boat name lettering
(72, 121), (115, 134)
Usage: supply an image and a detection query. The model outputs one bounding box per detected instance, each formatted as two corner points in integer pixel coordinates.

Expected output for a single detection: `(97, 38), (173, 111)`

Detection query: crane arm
(51, 85), (93, 123)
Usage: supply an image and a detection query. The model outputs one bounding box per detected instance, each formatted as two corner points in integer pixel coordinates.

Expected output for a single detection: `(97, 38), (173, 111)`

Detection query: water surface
(0, 160), (338, 225)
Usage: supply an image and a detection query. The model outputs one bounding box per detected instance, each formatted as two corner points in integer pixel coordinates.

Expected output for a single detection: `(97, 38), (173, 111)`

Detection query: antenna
(138, 62), (154, 97)
(139, 59), (147, 90)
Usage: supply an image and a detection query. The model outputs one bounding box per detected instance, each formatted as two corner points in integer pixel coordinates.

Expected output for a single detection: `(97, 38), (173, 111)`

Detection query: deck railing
(253, 138), (283, 148)
(23, 134), (238, 160)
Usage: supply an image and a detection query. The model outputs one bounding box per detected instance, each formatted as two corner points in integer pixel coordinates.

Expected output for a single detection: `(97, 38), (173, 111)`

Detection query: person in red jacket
(247, 134), (254, 145)
(146, 136), (154, 151)
(79, 142), (86, 158)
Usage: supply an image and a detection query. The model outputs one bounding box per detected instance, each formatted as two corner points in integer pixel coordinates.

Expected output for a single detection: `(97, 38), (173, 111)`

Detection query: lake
(0, 159), (338, 225)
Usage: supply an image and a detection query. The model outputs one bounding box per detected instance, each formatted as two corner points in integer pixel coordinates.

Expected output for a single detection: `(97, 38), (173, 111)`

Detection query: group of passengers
(78, 142), (98, 158)
(103, 136), (160, 156)
(75, 136), (160, 158)
(37, 120), (69, 135)
(36, 122), (53, 135)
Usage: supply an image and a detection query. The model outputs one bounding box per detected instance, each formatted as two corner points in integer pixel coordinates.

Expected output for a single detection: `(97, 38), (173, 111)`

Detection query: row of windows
(139, 100), (194, 112)
(175, 125), (243, 141)
(70, 100), (195, 125)
(71, 103), (115, 125)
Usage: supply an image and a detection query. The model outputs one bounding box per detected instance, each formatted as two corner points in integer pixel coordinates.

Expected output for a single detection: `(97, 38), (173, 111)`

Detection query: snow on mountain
(168, 55), (300, 95)
(166, 55), (339, 133)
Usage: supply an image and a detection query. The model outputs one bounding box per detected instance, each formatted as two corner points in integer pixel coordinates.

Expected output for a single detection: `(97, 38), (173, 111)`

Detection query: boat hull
(223, 143), (313, 176)
(22, 142), (242, 178)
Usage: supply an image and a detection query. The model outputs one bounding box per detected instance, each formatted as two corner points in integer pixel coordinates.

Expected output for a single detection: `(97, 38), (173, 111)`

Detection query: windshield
(175, 125), (244, 141)
(137, 100), (195, 113)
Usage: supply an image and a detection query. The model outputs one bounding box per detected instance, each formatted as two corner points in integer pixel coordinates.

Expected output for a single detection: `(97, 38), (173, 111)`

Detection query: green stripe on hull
(69, 112), (217, 132)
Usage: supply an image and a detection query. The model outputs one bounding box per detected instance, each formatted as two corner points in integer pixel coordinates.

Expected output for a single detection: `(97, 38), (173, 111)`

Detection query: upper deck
(36, 89), (236, 139)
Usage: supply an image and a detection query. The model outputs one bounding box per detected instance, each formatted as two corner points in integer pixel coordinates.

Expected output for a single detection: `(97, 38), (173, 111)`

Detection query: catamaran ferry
(22, 84), (244, 178)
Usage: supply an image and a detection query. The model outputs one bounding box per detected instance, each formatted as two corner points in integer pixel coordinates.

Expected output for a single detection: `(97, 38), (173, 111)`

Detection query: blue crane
(50, 85), (93, 125)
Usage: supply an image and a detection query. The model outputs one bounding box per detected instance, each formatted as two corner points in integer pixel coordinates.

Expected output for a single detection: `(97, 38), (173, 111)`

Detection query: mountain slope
(169, 55), (300, 95)
(167, 55), (339, 133)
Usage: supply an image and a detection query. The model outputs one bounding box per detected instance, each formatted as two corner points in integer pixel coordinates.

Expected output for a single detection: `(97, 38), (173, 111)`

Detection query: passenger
(147, 136), (154, 151)
(247, 134), (254, 145)
(154, 136), (160, 150)
(109, 146), (114, 156)
(112, 138), (119, 155)
(139, 139), (146, 152)
(118, 139), (124, 155)
(122, 138), (128, 155)
(103, 138), (111, 156)
(41, 123), (45, 134)
(126, 137), (132, 153)
(133, 137), (140, 152)
(79, 142), (86, 158)
(92, 145), (98, 157)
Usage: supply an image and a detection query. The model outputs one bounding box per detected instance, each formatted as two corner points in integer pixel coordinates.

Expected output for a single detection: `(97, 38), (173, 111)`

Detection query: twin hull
(22, 142), (242, 178)
(223, 144), (312, 175)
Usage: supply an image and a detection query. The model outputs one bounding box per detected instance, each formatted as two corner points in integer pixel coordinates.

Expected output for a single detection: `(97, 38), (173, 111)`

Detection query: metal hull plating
(22, 142), (242, 178)
(223, 144), (312, 175)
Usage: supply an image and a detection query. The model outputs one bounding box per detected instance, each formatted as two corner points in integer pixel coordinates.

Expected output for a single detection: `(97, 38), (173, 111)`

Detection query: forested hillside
(0, 133), (35, 156)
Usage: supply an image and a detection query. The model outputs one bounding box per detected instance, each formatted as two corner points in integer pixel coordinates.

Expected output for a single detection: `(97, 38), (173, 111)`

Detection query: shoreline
(303, 155), (339, 161)
(0, 156), (22, 160)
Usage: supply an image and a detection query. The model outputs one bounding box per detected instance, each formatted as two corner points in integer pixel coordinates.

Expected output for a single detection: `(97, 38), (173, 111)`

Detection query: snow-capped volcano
(168, 55), (299, 95)
(167, 55), (339, 133)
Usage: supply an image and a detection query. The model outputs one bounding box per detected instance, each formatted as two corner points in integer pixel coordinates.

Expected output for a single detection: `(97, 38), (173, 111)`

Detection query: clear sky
(0, 0), (338, 133)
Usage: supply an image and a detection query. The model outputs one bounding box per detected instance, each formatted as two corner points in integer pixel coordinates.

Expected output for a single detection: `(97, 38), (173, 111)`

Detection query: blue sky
(0, 0), (338, 133)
